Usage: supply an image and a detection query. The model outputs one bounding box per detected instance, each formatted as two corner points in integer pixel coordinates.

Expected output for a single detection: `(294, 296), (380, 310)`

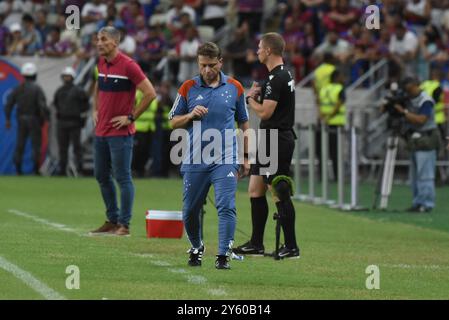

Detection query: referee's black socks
(250, 196), (269, 247)
(276, 199), (298, 249)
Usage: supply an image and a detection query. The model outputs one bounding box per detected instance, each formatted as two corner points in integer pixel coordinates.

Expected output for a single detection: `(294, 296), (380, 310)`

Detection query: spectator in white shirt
(201, 0), (228, 31)
(388, 21), (419, 74)
(0, 0), (32, 26)
(313, 29), (353, 64)
(81, 0), (107, 38)
(404, 0), (431, 28)
(118, 26), (136, 57)
(177, 26), (200, 84)
(166, 0), (196, 33)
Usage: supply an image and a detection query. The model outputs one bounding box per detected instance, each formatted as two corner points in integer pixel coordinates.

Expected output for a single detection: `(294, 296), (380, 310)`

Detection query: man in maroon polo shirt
(90, 26), (156, 236)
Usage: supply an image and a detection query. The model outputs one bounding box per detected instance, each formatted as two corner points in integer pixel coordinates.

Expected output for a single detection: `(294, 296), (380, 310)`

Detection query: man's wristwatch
(403, 109), (409, 116)
(127, 114), (135, 122)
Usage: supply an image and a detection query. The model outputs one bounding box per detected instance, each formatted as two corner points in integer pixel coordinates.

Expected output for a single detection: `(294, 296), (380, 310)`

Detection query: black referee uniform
(247, 64), (299, 255)
(250, 64), (296, 182)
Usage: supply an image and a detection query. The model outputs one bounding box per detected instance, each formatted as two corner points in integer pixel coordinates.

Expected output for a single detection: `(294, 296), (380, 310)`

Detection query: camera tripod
(272, 212), (282, 260)
(373, 134), (400, 210)
(261, 212), (282, 260)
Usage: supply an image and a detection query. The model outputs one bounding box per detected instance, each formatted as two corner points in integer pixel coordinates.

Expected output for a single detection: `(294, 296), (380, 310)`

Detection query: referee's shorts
(249, 129), (295, 184)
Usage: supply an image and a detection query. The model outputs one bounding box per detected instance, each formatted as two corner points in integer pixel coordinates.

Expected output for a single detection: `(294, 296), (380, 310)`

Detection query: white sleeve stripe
(242, 93), (249, 120)
(168, 93), (182, 120)
(98, 73), (129, 80)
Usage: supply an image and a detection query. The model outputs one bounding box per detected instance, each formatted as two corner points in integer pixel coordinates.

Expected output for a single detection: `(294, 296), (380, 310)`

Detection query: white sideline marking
(187, 275), (207, 284)
(207, 288), (228, 297)
(8, 209), (79, 234)
(9, 209), (228, 297)
(381, 263), (447, 270)
(0, 256), (66, 300)
(134, 254), (229, 297)
(132, 253), (154, 258)
(151, 260), (172, 267)
(167, 268), (188, 274)
(137, 254), (230, 297)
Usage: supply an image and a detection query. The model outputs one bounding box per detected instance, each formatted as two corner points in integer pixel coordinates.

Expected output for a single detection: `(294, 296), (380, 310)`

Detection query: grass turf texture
(0, 177), (448, 299)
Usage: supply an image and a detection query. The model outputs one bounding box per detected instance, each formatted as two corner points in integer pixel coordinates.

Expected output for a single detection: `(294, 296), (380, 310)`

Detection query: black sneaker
(274, 245), (300, 259)
(233, 241), (264, 255)
(406, 205), (420, 212)
(406, 205), (432, 213)
(215, 255), (230, 270)
(187, 246), (205, 267)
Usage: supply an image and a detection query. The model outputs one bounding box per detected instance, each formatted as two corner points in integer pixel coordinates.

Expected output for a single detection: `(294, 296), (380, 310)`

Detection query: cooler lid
(146, 210), (183, 221)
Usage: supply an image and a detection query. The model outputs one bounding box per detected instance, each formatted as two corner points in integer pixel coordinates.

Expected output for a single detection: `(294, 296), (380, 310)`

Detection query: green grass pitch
(0, 177), (448, 299)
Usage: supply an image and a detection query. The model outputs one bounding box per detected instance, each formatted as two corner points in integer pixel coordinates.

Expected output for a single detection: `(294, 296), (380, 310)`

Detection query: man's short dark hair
(396, 21), (407, 31)
(130, 0), (141, 8)
(261, 32), (285, 56)
(323, 52), (335, 64)
(22, 13), (34, 24)
(180, 12), (191, 20)
(331, 69), (342, 83)
(197, 42), (221, 59)
(51, 26), (61, 34)
(430, 67), (442, 79)
(401, 76), (420, 87)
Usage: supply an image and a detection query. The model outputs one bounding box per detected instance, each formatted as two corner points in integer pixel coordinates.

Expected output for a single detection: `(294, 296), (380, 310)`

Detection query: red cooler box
(146, 210), (184, 238)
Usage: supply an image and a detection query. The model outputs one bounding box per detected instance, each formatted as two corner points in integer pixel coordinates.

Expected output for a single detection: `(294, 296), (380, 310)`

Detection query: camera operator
(392, 76), (440, 213)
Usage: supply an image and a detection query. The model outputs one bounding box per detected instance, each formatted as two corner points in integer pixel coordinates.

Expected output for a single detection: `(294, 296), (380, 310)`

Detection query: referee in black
(234, 32), (299, 259)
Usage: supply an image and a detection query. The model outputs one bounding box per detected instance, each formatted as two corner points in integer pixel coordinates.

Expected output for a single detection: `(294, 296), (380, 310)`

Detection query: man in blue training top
(169, 42), (250, 270)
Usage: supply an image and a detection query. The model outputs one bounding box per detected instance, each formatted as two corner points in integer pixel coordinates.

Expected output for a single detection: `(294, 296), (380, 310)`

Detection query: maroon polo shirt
(96, 51), (146, 137)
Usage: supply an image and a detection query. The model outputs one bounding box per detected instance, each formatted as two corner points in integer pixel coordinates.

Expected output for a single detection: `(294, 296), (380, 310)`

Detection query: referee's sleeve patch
(265, 83), (272, 97)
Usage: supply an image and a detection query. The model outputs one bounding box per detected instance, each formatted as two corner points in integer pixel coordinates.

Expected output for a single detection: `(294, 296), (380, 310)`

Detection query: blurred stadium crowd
(2, 0), (449, 177)
(3, 0), (449, 84)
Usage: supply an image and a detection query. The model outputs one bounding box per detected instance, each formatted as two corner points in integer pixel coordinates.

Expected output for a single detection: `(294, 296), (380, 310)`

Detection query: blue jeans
(410, 150), (436, 209)
(94, 135), (134, 226)
(182, 164), (238, 256)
